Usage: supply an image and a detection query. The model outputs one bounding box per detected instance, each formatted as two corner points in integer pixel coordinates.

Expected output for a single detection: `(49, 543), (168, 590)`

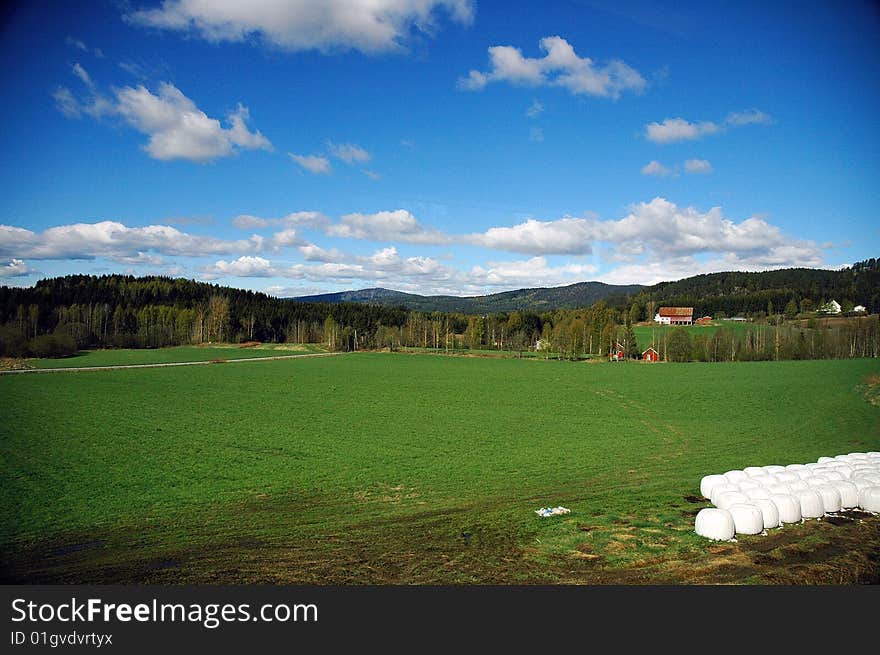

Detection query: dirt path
(0, 351), (345, 375)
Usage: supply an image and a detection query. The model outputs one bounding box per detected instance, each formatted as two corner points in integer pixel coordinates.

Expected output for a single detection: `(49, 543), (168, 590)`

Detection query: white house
(819, 300), (842, 315)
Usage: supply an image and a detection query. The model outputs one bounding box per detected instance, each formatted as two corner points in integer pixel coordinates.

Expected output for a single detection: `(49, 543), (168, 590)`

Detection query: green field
(1, 353), (878, 584)
(632, 321), (767, 350)
(25, 343), (326, 368)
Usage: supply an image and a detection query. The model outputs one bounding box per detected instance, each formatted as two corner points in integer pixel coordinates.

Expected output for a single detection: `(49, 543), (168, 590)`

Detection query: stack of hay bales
(694, 452), (880, 540)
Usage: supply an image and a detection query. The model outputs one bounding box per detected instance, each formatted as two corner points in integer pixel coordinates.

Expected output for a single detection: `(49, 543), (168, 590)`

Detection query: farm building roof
(659, 307), (694, 317)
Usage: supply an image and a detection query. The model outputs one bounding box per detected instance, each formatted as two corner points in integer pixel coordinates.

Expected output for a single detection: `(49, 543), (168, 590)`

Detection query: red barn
(642, 347), (660, 362)
(610, 341), (626, 361)
(657, 307), (694, 325)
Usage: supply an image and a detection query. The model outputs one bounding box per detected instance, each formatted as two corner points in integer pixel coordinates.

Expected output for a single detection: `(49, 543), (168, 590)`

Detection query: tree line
(0, 270), (878, 363)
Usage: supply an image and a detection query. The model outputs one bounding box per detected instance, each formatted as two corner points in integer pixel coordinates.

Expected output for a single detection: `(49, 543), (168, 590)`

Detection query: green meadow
(26, 343), (325, 368)
(632, 320), (767, 350)
(1, 353), (878, 583)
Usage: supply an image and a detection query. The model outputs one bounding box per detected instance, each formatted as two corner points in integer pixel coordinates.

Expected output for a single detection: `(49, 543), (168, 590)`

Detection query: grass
(1, 353), (878, 584)
(632, 321), (768, 350)
(26, 343), (326, 368)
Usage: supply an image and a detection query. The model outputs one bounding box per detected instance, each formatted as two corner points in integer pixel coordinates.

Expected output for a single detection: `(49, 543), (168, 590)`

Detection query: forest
(0, 258), (878, 362)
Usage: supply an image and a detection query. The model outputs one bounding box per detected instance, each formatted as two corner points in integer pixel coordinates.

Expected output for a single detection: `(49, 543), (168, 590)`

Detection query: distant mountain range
(290, 259), (880, 315)
(290, 281), (644, 313)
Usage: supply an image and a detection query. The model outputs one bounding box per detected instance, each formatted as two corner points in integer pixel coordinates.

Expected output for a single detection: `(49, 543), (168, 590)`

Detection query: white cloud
(289, 153), (331, 174)
(326, 209), (448, 244)
(641, 160), (673, 176)
(270, 229), (303, 250)
(53, 87), (84, 118)
(645, 118), (719, 144)
(55, 70), (271, 162)
(114, 84), (271, 161)
(465, 197), (822, 265)
(231, 211), (329, 230)
(470, 256), (598, 289)
(362, 169), (381, 181)
(529, 127), (544, 142)
(205, 256), (275, 277)
(0, 259), (36, 278)
(684, 159), (712, 174)
(726, 109), (772, 126)
(126, 0), (474, 54)
(646, 110), (771, 144)
(66, 37), (88, 51)
(0, 221), (265, 260)
(71, 63), (93, 87)
(459, 36), (646, 99)
(66, 36), (103, 58)
(467, 217), (594, 256)
(327, 141), (370, 164)
(298, 244), (348, 263)
(526, 99), (544, 117)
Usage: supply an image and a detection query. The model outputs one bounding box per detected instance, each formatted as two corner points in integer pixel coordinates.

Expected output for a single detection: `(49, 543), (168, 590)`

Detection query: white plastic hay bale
(785, 463), (807, 471)
(775, 472), (799, 484)
(814, 484), (842, 513)
(850, 477), (875, 494)
(859, 487), (880, 512)
(744, 466), (766, 478)
(710, 483), (742, 505)
(795, 489), (825, 518)
(762, 465), (786, 474)
(787, 480), (810, 492)
(700, 474), (728, 499)
(750, 475), (775, 487)
(795, 469), (814, 480)
(855, 473), (880, 485)
(829, 465), (854, 479)
(750, 498), (780, 529)
(847, 453), (868, 460)
(738, 479), (760, 491)
(817, 456), (836, 464)
(769, 494), (802, 523)
(803, 477), (826, 488)
(724, 470), (749, 484)
(728, 503), (764, 535)
(745, 487), (771, 500)
(821, 471), (845, 482)
(715, 491), (751, 510)
(767, 483), (792, 495)
(695, 508), (735, 541)
(830, 481), (859, 509)
(809, 474), (831, 484)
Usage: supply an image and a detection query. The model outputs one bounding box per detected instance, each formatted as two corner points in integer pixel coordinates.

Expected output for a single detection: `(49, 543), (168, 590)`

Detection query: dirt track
(0, 351), (344, 375)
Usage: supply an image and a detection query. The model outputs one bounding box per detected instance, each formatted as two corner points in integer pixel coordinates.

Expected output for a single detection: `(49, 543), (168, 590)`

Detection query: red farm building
(642, 347), (660, 362)
(656, 307), (694, 325)
(610, 341), (626, 361)
(695, 315), (713, 326)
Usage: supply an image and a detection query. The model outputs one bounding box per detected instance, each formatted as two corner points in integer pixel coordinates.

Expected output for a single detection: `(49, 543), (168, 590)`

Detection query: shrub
(27, 333), (78, 358)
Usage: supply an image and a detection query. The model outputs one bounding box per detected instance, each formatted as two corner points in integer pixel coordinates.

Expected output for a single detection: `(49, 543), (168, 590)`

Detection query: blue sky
(1, 0), (879, 296)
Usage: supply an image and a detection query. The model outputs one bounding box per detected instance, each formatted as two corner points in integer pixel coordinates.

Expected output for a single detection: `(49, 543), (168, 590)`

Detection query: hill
(291, 259), (880, 317)
(291, 281), (645, 313)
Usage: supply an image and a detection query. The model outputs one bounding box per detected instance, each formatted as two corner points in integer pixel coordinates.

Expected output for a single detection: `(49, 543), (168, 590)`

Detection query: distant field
(1, 353), (878, 584)
(632, 321), (767, 349)
(26, 343), (325, 368)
